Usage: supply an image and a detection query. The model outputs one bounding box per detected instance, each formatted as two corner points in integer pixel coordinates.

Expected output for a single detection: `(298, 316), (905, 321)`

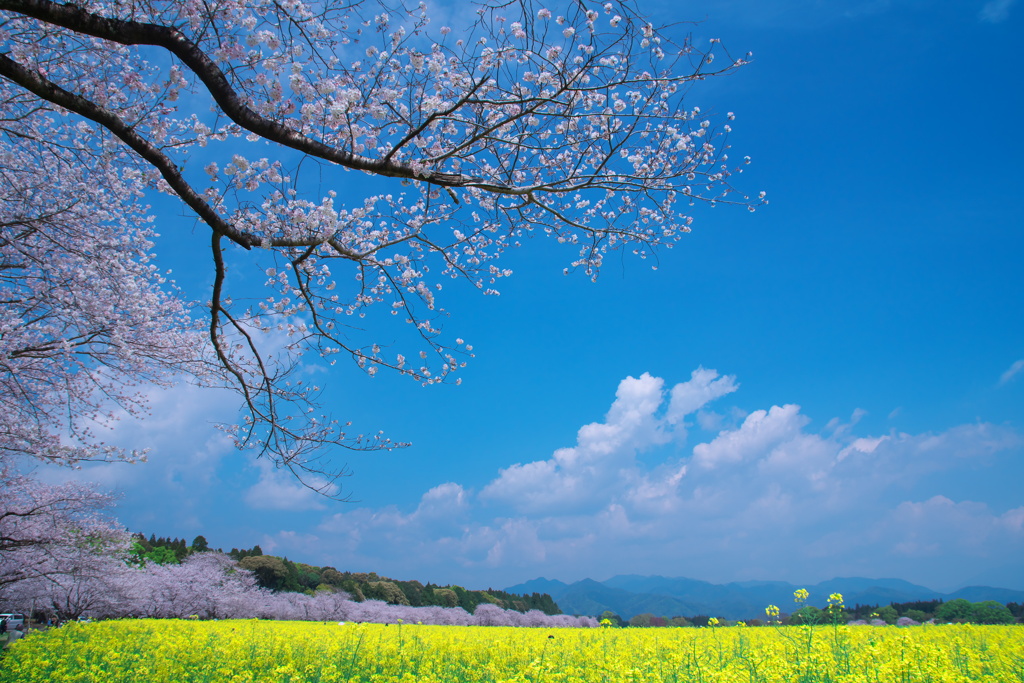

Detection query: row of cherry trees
(3, 550), (597, 627)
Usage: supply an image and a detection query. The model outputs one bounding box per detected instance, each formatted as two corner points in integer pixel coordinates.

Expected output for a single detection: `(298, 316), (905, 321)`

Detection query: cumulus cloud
(479, 372), (664, 513)
(416, 482), (469, 519)
(300, 369), (1023, 589)
(692, 404), (807, 470)
(979, 0), (1016, 22)
(480, 369), (735, 514)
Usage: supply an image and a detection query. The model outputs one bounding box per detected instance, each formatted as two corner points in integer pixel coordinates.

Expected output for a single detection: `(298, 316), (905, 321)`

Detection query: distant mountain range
(504, 575), (1024, 621)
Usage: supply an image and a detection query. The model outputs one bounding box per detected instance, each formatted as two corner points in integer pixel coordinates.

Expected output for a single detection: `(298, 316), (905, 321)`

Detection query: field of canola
(1, 619), (1022, 683)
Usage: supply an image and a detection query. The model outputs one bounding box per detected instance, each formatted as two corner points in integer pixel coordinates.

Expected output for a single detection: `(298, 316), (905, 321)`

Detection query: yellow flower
(793, 588), (809, 604)
(765, 605), (780, 618)
(707, 617), (719, 627)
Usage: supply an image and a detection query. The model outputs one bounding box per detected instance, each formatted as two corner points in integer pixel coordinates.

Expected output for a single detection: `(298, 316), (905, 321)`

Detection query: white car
(0, 613), (26, 631)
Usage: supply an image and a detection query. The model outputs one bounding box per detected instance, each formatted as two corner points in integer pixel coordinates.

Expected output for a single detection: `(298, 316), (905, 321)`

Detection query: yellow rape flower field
(2, 620), (1023, 683)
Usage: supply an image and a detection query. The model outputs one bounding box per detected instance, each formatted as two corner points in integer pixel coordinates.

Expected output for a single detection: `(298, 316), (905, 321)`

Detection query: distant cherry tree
(0, 0), (760, 485)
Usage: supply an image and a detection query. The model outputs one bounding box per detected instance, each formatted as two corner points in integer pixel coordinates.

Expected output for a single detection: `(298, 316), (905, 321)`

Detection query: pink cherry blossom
(0, 0), (762, 487)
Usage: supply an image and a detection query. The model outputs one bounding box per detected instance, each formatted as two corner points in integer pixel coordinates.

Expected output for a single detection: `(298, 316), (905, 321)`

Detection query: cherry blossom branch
(0, 0), (763, 485)
(0, 0), (489, 188)
(0, 52), (263, 249)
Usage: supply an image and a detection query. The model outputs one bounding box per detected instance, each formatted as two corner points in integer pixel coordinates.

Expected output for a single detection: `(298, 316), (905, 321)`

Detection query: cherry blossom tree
(0, 109), (204, 467)
(7, 553), (128, 621)
(473, 602), (512, 626)
(0, 462), (130, 596)
(0, 0), (761, 485)
(119, 551), (266, 618)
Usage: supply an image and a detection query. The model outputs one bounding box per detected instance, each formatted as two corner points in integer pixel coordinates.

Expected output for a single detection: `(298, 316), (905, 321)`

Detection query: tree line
(131, 532), (561, 615)
(597, 597), (1021, 628)
(845, 598), (1020, 626)
(3, 550), (595, 629)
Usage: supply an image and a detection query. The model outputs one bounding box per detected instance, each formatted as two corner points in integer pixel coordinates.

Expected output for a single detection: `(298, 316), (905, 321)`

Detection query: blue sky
(46, 0), (1023, 593)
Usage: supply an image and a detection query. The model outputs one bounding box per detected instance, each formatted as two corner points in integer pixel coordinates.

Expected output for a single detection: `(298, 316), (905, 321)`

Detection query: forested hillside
(133, 534), (561, 615)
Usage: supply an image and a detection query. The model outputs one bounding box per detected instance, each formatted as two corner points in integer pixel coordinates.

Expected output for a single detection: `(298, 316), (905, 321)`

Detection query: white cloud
(826, 408), (867, 438)
(59, 368), (1009, 589)
(35, 380), (242, 533)
(979, 0), (1016, 22)
(692, 404), (807, 469)
(483, 518), (547, 567)
(837, 435), (888, 461)
(256, 530), (324, 558)
(317, 482), (469, 545)
(52, 381), (237, 482)
(882, 496), (1024, 557)
(761, 432), (835, 484)
(480, 370), (738, 514)
(1000, 359), (1024, 385)
(298, 369), (1023, 589)
(244, 460), (337, 511)
(416, 482), (469, 519)
(479, 372), (669, 513)
(665, 367), (738, 424)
